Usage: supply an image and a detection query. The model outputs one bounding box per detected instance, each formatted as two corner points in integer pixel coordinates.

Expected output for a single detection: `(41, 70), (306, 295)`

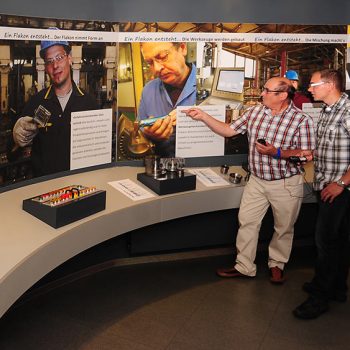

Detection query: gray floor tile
(166, 277), (282, 350)
(76, 331), (155, 350)
(0, 249), (348, 350)
(0, 310), (92, 350)
(260, 267), (350, 350)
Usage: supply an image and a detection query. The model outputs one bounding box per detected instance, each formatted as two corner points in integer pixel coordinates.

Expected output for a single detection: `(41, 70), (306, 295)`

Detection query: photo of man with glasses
(138, 42), (196, 157)
(12, 37), (98, 177)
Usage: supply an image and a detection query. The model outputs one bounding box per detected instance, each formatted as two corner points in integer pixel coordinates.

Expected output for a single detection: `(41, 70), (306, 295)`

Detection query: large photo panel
(117, 40), (197, 160)
(0, 18), (348, 189)
(118, 22), (347, 162)
(0, 15), (118, 188)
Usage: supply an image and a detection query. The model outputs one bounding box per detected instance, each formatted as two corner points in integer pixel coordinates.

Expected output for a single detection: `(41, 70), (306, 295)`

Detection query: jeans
(311, 189), (350, 301)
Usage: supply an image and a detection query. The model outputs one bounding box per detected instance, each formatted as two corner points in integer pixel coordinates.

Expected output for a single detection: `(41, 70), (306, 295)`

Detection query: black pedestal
(137, 172), (196, 195)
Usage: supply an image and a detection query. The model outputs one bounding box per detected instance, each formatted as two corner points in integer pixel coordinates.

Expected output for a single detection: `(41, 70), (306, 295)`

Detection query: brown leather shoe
(216, 267), (248, 278)
(269, 266), (285, 284)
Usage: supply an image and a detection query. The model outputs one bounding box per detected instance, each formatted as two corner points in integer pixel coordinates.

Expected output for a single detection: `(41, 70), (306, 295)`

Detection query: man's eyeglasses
(308, 81), (328, 88)
(262, 87), (285, 94)
(144, 50), (171, 68)
(44, 53), (68, 66)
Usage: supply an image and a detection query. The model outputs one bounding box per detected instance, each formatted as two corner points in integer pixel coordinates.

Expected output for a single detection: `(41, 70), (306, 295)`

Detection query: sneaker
(293, 296), (329, 319)
(269, 266), (285, 284)
(216, 267), (249, 278)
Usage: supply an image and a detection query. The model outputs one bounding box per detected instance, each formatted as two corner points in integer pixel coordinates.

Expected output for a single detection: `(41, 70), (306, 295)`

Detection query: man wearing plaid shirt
(293, 69), (350, 319)
(183, 77), (315, 283)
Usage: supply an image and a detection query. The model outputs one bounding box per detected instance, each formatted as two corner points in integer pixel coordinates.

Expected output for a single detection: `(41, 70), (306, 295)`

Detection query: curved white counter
(0, 166), (251, 318)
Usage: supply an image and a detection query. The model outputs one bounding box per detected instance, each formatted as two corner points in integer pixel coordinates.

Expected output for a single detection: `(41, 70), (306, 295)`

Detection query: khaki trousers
(234, 174), (303, 276)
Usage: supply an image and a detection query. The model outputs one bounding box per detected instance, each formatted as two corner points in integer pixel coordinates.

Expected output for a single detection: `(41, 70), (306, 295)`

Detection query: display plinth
(137, 172), (196, 195)
(22, 186), (106, 228)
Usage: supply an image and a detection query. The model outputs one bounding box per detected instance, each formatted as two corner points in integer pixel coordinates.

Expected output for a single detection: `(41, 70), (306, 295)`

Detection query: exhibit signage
(70, 109), (113, 170)
(176, 105), (226, 158)
(0, 16), (348, 187)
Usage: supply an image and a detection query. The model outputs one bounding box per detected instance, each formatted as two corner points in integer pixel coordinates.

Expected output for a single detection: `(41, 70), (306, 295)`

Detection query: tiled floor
(0, 246), (349, 350)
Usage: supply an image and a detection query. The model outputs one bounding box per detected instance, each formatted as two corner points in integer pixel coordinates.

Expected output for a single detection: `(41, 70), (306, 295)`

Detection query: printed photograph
(0, 14), (118, 186)
(118, 22), (347, 160)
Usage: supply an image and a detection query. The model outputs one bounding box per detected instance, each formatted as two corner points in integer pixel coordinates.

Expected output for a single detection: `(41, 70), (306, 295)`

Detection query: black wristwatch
(336, 179), (347, 188)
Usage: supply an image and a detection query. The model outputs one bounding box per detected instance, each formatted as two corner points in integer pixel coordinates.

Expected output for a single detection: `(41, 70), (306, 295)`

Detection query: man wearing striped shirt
(183, 77), (315, 283)
(293, 69), (350, 319)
